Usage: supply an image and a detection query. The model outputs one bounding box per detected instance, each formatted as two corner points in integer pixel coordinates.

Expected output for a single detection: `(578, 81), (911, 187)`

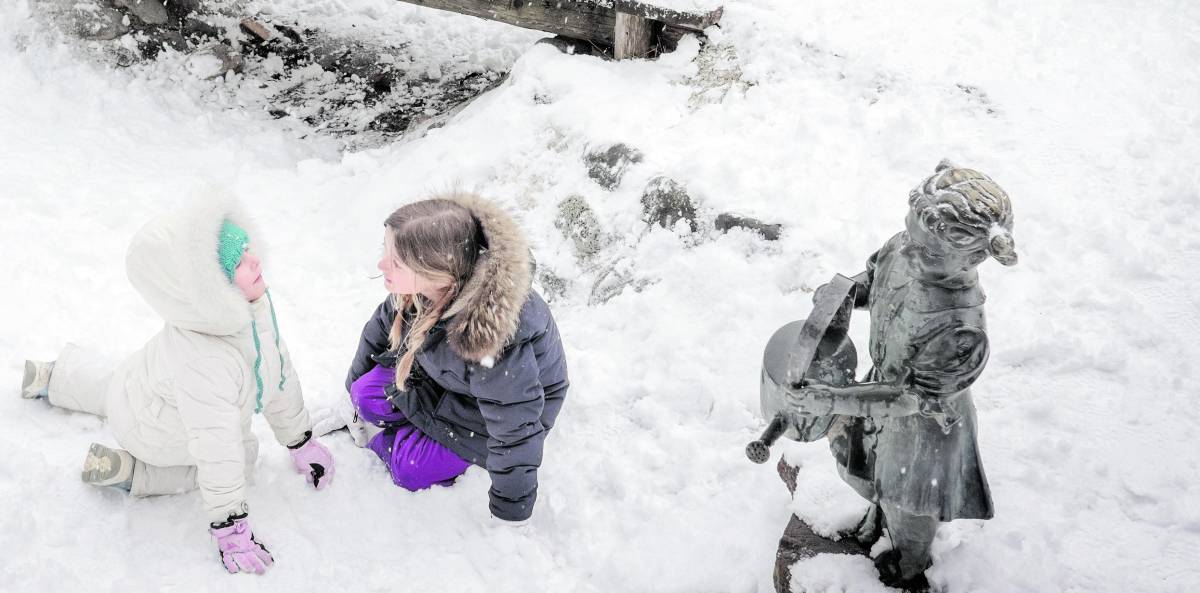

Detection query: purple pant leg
(354, 365), (470, 490)
(350, 365), (407, 425)
(368, 426), (471, 490)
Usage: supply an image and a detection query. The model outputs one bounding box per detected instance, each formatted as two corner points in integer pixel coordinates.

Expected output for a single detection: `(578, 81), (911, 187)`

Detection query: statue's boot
(874, 550), (931, 592)
(838, 504), (883, 549)
(875, 504), (938, 590)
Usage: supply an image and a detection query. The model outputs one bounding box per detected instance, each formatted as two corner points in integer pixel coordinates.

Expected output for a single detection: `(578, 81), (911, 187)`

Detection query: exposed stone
(69, 4), (130, 41)
(537, 269), (569, 301)
(640, 176), (697, 232)
(239, 18), (273, 43)
(584, 143), (643, 190)
(715, 212), (782, 240)
(112, 0), (168, 26)
(163, 0), (202, 21)
(777, 457), (799, 494)
(554, 194), (603, 259)
(774, 514), (868, 593)
(184, 43), (241, 79)
(182, 17), (221, 41)
(137, 29), (187, 59)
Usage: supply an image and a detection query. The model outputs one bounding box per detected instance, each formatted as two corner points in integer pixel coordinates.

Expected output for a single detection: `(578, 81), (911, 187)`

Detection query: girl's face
(233, 249), (267, 301)
(900, 211), (988, 278)
(379, 235), (448, 299)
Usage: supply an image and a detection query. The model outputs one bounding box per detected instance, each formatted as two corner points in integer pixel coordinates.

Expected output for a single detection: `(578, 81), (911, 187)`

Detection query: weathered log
(398, 0), (618, 45)
(392, 0), (722, 55)
(596, 0), (722, 30)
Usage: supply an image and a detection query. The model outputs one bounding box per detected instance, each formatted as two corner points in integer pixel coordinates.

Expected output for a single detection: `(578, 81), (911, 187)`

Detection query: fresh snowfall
(1, 0), (1198, 592)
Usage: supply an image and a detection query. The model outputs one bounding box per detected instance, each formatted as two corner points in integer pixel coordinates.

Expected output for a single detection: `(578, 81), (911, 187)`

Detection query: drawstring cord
(250, 288), (288, 414)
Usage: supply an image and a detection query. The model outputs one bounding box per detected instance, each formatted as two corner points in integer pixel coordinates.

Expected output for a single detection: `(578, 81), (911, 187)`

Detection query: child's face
(379, 237), (444, 298)
(233, 249), (267, 301)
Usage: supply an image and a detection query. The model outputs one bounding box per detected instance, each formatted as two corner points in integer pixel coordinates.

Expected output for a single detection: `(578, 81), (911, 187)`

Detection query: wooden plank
(397, 0), (618, 45)
(394, 0), (723, 57)
(582, 0), (722, 30)
(614, 12), (653, 59)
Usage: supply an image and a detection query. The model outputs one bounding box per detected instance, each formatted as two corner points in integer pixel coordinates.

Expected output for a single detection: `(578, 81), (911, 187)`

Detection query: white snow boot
(21, 360), (54, 399)
(310, 398), (380, 447)
(82, 443), (135, 491)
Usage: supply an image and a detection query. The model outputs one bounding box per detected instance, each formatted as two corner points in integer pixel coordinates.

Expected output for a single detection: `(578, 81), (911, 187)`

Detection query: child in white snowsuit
(20, 199), (334, 575)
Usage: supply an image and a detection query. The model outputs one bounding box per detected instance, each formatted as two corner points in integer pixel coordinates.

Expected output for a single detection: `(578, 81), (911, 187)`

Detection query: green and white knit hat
(217, 219), (250, 281)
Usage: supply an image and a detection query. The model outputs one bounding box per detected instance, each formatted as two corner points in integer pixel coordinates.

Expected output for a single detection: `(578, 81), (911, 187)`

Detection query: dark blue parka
(346, 193), (568, 522)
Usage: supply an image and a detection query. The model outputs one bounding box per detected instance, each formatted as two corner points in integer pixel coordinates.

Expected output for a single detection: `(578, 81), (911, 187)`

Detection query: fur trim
(126, 187), (263, 336)
(439, 191), (532, 363)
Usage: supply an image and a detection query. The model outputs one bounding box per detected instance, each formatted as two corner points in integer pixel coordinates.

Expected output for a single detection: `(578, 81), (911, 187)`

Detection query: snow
(2, 0), (1199, 592)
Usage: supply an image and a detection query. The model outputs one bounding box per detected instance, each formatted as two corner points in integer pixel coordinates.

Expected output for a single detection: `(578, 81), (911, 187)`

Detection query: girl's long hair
(384, 198), (481, 389)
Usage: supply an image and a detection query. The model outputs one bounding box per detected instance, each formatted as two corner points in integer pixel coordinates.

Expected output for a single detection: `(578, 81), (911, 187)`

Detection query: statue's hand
(889, 390), (920, 417)
(783, 383), (837, 416)
(890, 366), (913, 388)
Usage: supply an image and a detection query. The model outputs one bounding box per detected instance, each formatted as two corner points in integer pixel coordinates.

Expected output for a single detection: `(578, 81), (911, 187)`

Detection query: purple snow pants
(350, 365), (470, 490)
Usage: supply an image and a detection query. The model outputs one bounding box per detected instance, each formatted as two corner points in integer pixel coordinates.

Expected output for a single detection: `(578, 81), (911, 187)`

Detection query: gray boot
(21, 360), (54, 399)
(82, 443), (135, 491)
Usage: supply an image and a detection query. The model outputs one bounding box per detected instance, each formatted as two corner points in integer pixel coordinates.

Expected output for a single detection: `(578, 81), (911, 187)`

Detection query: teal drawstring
(250, 289), (288, 414)
(251, 319), (264, 413)
(265, 289), (286, 390)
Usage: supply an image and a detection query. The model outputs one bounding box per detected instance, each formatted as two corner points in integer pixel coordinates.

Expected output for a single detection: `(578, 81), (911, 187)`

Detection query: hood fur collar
(126, 192), (262, 337)
(439, 191), (532, 364)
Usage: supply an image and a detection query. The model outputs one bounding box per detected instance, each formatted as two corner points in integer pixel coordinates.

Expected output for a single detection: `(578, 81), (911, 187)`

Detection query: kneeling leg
(369, 426), (470, 491)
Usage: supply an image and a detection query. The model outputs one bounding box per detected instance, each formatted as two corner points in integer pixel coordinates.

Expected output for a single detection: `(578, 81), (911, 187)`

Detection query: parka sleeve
(174, 355), (252, 524)
(469, 339), (547, 522)
(261, 337), (312, 448)
(346, 297), (396, 392)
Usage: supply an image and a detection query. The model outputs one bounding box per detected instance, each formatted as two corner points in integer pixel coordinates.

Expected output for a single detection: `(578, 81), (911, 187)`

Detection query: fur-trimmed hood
(438, 191), (533, 364)
(126, 196), (262, 337)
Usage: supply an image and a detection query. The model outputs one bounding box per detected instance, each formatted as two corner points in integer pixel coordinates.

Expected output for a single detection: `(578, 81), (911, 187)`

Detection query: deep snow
(1, 0), (1198, 592)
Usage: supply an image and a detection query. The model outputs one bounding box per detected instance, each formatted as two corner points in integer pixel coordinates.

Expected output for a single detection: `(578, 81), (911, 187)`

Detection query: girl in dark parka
(346, 191), (568, 522)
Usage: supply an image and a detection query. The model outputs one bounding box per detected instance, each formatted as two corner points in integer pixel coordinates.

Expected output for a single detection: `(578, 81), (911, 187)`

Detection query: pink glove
(288, 431), (334, 489)
(209, 514), (273, 574)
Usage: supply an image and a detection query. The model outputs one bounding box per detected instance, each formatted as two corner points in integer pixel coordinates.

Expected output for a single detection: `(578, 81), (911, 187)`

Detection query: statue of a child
(788, 161), (1017, 588)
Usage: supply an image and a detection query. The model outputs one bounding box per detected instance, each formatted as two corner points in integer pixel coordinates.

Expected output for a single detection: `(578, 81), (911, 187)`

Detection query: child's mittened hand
(289, 434), (335, 490)
(209, 515), (273, 575)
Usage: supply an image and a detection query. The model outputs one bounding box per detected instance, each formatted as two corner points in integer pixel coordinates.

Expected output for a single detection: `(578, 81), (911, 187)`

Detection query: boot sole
(20, 361), (40, 399)
(82, 443), (129, 486)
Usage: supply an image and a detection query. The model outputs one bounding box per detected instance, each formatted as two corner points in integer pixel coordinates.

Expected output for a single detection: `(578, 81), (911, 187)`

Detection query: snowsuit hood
(99, 197), (311, 524)
(126, 197), (262, 336)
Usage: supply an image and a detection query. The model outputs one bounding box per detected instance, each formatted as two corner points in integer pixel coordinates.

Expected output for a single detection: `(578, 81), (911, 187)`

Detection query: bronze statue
(750, 161), (1017, 590)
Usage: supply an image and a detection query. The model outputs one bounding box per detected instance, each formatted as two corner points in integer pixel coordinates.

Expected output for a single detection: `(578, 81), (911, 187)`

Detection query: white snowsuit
(47, 201), (312, 523)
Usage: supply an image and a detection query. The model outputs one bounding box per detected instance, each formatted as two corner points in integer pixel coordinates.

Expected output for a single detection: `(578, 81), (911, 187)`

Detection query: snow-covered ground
(2, 0), (1198, 591)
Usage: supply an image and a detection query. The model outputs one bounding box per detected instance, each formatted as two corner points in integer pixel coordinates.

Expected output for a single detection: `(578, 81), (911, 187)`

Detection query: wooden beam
(398, 0), (618, 45)
(595, 0), (722, 30)
(614, 12), (653, 59)
(393, 0), (723, 58)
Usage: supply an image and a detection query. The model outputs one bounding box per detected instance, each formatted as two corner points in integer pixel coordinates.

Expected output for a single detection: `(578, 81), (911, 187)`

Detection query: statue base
(774, 458), (931, 593)
(773, 459), (869, 592)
